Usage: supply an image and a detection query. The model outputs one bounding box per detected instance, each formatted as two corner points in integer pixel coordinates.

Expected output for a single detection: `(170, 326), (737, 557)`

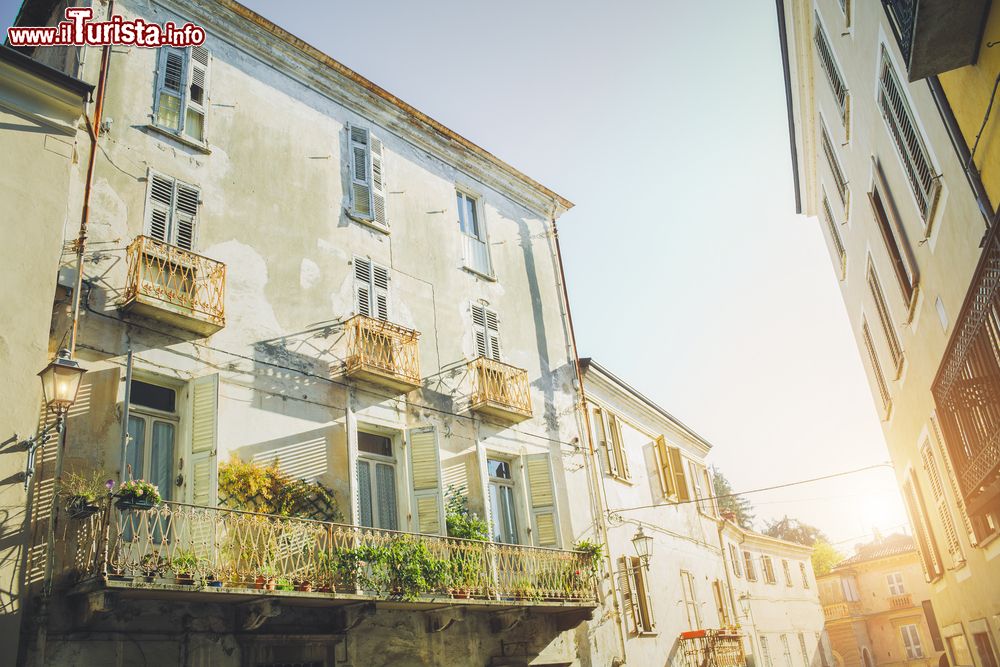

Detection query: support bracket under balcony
(426, 606), (466, 633)
(332, 601), (375, 633)
(240, 598), (281, 631)
(490, 608), (527, 633)
(554, 607), (596, 632)
(77, 590), (116, 626)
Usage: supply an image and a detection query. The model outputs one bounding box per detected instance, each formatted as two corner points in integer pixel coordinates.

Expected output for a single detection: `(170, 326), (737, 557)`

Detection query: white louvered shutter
(619, 557), (640, 634)
(594, 408), (620, 478)
(189, 374), (219, 507)
(526, 454), (558, 548)
(485, 309), (501, 360)
(174, 183), (199, 250)
(471, 304), (501, 360)
(185, 45), (210, 141)
(669, 446), (690, 501)
(154, 47), (186, 132)
(373, 263), (389, 320)
(354, 257), (372, 317)
(654, 435), (673, 497)
(370, 134), (387, 228)
(348, 125), (373, 218)
(146, 173), (173, 242)
(610, 414), (630, 480)
(409, 427), (443, 535)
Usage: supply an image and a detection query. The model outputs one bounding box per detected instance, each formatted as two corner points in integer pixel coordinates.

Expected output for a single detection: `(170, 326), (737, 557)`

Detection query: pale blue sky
(2, 0), (908, 548)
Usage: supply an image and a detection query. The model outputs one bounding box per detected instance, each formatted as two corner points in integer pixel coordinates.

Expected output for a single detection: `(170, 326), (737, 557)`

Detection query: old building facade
(817, 534), (943, 667)
(777, 1), (1000, 666)
(7, 0), (606, 665)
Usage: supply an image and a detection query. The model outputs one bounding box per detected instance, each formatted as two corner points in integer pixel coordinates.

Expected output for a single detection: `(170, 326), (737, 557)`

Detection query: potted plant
(275, 578), (294, 591)
(448, 548), (482, 599)
(295, 579), (313, 592)
(115, 479), (161, 511)
(171, 550), (200, 585)
(60, 471), (112, 519)
(255, 564), (277, 591)
(139, 552), (167, 582)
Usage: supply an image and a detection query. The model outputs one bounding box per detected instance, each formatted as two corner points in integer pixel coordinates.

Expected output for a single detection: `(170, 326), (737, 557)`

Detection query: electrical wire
(606, 462), (894, 515)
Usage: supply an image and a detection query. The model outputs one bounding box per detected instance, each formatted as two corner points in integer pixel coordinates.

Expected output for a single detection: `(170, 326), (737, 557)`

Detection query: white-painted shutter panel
(372, 262), (389, 321)
(190, 374), (219, 507)
(185, 45), (209, 139)
(526, 453), (558, 548)
(593, 408), (620, 478)
(370, 135), (387, 228)
(146, 173), (173, 242)
(348, 125), (373, 218)
(654, 435), (673, 497)
(174, 183), (199, 250)
(409, 427), (443, 535)
(354, 257), (388, 320)
(618, 557), (640, 634)
(485, 308), (501, 360)
(472, 304), (488, 357)
(669, 446), (690, 501)
(154, 47), (186, 132)
(471, 305), (501, 360)
(609, 414), (630, 480)
(354, 257), (372, 317)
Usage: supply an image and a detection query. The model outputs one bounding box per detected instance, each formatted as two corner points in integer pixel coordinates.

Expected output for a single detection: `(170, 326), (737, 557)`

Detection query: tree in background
(811, 540), (843, 576)
(762, 515), (828, 546)
(711, 466), (754, 529)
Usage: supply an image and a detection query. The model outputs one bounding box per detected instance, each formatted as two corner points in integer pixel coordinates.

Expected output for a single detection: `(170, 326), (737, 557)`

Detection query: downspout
(549, 207), (628, 665)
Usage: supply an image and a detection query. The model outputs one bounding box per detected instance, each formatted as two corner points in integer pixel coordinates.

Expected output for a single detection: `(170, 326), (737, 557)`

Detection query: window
(347, 124), (388, 229)
(886, 572), (905, 595)
(840, 575), (860, 601)
(781, 634), (793, 667)
(154, 45), (210, 142)
(471, 303), (501, 360)
(681, 570), (701, 630)
(653, 435), (689, 501)
(948, 634), (974, 667)
(861, 318), (892, 419)
(354, 257), (389, 321)
(877, 47), (939, 223)
(125, 379), (177, 504)
(869, 172), (917, 303)
(619, 556), (655, 634)
(357, 430), (398, 530)
(903, 470), (943, 580)
(799, 633), (810, 667)
(760, 636), (775, 667)
(821, 191), (847, 280)
(730, 544), (743, 578)
(761, 555), (777, 584)
(593, 408), (631, 481)
(973, 632), (999, 667)
(867, 260), (904, 376)
(821, 120), (849, 210)
(920, 442), (964, 566)
(838, 0), (851, 26)
(744, 551), (757, 581)
(929, 414), (990, 545)
(457, 190), (492, 276)
(817, 633), (830, 667)
(712, 579), (731, 626)
(800, 562), (810, 588)
(487, 458), (519, 544)
(689, 461), (716, 516)
(144, 171), (200, 250)
(813, 14), (849, 127)
(901, 625), (924, 659)
(782, 559), (793, 587)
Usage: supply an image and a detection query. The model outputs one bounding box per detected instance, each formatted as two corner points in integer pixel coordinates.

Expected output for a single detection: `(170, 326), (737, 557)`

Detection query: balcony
(67, 501), (597, 614)
(121, 235), (226, 335)
(882, 0), (991, 81)
(888, 593), (914, 610)
(824, 601), (863, 621)
(932, 226), (1000, 517)
(344, 315), (421, 393)
(680, 629), (746, 667)
(469, 357), (532, 423)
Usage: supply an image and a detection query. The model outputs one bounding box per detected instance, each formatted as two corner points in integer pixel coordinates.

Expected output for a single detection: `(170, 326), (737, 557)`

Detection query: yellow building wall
(939, 3), (1000, 213)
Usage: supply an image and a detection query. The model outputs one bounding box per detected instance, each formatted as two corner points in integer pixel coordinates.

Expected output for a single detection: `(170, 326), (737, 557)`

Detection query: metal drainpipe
(549, 207), (628, 665)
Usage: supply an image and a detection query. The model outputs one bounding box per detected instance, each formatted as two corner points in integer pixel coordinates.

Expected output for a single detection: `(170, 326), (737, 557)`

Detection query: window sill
(345, 209), (390, 235)
(145, 124), (212, 154)
(462, 264), (497, 282)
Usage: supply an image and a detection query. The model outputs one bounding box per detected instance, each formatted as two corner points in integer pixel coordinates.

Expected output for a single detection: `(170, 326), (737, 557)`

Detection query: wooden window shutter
(526, 453), (558, 548)
(472, 304), (501, 360)
(635, 559), (655, 630)
(173, 183), (199, 250)
(485, 308), (501, 360)
(154, 47), (186, 132)
(669, 446), (690, 501)
(185, 45), (210, 141)
(144, 171), (199, 250)
(713, 580), (729, 625)
(146, 172), (174, 242)
(594, 408), (620, 478)
(654, 435), (673, 497)
(618, 557), (640, 634)
(190, 374), (219, 507)
(372, 263), (389, 321)
(609, 414), (630, 480)
(370, 135), (387, 228)
(409, 427), (443, 535)
(354, 257), (372, 317)
(348, 124), (373, 218)
(902, 474), (942, 580)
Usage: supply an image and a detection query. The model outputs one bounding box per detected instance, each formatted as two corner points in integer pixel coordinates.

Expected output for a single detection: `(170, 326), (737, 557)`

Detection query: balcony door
(357, 431), (398, 531)
(125, 379), (177, 503)
(487, 458), (519, 545)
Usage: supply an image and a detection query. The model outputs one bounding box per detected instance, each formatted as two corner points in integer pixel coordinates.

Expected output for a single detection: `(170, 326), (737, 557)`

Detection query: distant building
(777, 0), (1000, 664)
(817, 534), (943, 667)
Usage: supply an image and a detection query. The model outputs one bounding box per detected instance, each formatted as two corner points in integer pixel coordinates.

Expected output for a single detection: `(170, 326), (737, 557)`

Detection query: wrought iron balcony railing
(680, 629), (746, 667)
(882, 0), (915, 67)
(881, 0), (989, 80)
(345, 315), (421, 392)
(121, 235), (226, 334)
(469, 356), (532, 423)
(69, 500), (596, 607)
(932, 226), (1000, 515)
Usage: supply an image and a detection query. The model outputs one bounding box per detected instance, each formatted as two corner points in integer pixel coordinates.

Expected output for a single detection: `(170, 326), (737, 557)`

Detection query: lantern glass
(38, 350), (85, 414)
(631, 526), (653, 563)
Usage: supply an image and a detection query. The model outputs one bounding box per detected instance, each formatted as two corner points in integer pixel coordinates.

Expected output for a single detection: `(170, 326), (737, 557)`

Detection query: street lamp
(631, 526), (653, 568)
(19, 349), (86, 489)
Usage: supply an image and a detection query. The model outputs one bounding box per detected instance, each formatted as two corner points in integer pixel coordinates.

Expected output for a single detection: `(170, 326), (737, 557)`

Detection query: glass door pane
(357, 460), (373, 528)
(150, 421), (175, 502)
(125, 416), (146, 481)
(375, 463), (397, 531)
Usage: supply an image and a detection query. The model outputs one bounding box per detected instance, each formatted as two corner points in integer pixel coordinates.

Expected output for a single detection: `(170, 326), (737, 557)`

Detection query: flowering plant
(117, 479), (161, 504)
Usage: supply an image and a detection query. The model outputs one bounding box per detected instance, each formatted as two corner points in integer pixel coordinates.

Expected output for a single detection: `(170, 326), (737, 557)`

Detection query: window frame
(456, 188), (494, 279)
(744, 550), (757, 582)
(762, 555), (777, 584)
(730, 543), (743, 578)
(886, 571), (906, 596)
(900, 624), (925, 660)
(143, 169), (201, 251)
(152, 45), (210, 145)
(869, 161), (918, 307)
(800, 562), (811, 588)
(487, 455), (521, 545)
(356, 428), (402, 531)
(813, 11), (850, 134)
(681, 569), (702, 631)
